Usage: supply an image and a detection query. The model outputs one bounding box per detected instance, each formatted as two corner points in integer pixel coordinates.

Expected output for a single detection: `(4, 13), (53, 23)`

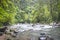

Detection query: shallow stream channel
(6, 23), (60, 40)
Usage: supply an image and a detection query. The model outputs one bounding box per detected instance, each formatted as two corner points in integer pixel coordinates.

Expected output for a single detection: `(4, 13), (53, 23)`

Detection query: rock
(7, 38), (11, 40)
(0, 34), (6, 40)
(0, 32), (3, 36)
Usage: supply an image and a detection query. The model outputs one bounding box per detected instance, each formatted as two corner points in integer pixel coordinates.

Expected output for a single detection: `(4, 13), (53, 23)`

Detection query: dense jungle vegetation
(0, 0), (60, 27)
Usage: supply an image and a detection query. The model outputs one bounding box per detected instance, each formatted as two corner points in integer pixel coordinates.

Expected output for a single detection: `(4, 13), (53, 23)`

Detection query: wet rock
(7, 38), (11, 40)
(0, 27), (7, 32)
(0, 32), (3, 36)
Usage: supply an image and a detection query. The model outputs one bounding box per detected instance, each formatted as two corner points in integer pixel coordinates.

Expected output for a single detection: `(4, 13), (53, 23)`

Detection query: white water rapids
(9, 23), (54, 32)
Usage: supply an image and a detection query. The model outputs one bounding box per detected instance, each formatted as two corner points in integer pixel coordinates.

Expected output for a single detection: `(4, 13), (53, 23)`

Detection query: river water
(7, 24), (60, 40)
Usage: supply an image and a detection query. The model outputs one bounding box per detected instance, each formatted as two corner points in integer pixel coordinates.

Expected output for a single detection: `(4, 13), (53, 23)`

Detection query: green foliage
(15, 0), (60, 23)
(57, 0), (60, 22)
(0, 0), (17, 27)
(0, 0), (60, 27)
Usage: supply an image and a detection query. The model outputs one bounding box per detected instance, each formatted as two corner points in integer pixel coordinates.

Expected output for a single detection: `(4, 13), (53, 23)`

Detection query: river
(6, 24), (60, 40)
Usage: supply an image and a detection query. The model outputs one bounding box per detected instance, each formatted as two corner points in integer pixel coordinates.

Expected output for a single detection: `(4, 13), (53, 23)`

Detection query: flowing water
(7, 24), (60, 40)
